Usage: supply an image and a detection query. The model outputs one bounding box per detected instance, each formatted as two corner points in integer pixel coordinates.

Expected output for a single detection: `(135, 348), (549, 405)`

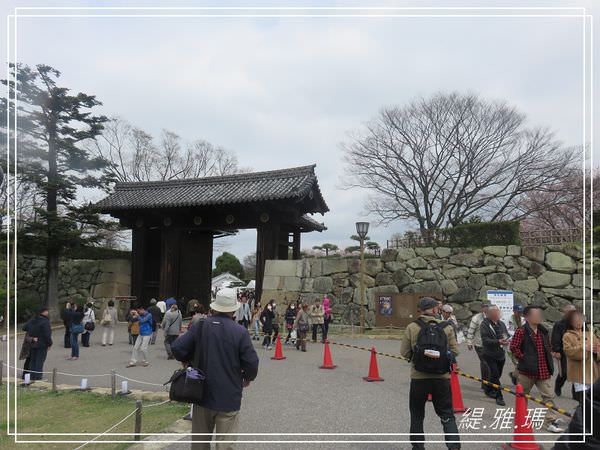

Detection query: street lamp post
(355, 221), (369, 333)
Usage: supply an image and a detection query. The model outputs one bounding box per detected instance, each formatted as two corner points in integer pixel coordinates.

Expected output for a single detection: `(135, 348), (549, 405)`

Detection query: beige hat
(210, 288), (241, 313)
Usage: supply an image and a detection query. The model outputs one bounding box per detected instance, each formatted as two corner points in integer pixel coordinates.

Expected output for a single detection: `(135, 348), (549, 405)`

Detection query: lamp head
(355, 221), (369, 239)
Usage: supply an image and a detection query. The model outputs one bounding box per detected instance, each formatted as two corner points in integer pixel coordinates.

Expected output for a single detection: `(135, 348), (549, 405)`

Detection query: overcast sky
(2, 1), (598, 264)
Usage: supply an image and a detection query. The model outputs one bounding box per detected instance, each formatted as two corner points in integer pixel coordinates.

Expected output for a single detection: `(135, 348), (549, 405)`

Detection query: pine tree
(2, 64), (110, 316)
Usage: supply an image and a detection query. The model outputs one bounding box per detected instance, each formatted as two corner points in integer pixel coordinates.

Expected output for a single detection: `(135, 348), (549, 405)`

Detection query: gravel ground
(3, 323), (578, 449)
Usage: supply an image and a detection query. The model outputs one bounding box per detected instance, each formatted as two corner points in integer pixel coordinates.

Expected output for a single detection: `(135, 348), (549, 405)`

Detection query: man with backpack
(401, 296), (460, 450)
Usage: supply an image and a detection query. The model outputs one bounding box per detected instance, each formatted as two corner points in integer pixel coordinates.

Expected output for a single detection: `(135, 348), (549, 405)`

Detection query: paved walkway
(3, 323), (577, 449)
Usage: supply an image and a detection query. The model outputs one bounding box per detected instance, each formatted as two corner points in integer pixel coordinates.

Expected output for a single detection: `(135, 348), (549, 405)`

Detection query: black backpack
(412, 318), (451, 374)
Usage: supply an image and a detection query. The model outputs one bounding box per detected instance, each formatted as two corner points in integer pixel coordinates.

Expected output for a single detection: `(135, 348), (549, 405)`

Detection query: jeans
(102, 326), (115, 345)
(70, 333), (80, 358)
(164, 334), (178, 357)
(482, 355), (505, 398)
(409, 378), (460, 449)
(81, 330), (91, 347)
(130, 335), (151, 364)
(312, 323), (324, 342)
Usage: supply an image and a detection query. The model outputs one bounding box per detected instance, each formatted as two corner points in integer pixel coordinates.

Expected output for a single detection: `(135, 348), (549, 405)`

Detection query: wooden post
(111, 370), (116, 398)
(134, 400), (142, 441)
(0, 360), (3, 385)
(51, 368), (57, 391)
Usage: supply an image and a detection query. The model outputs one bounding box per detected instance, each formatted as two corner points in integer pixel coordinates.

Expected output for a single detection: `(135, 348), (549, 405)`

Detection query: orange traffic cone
(502, 384), (540, 450)
(271, 335), (286, 360)
(363, 347), (384, 382)
(319, 340), (337, 369)
(450, 364), (466, 413)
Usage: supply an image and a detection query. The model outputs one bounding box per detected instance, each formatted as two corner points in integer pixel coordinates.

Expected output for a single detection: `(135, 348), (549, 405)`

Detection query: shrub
(439, 220), (520, 247)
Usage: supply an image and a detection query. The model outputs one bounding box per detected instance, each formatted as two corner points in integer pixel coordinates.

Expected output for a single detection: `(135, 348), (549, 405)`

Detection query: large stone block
(537, 271), (571, 288)
(414, 269), (436, 281)
(545, 252), (576, 273)
(375, 272), (394, 286)
(310, 259), (323, 277)
(541, 288), (588, 300)
(92, 282), (130, 298)
(348, 258), (360, 274)
(486, 273), (514, 289)
(380, 248), (398, 262)
(444, 267), (471, 279)
(264, 260), (298, 277)
(364, 259), (383, 276)
(467, 274), (486, 291)
(97, 271), (131, 285)
(434, 247), (451, 258)
(392, 270), (414, 288)
(397, 248), (417, 261)
(429, 258), (448, 269)
(261, 275), (282, 291)
(508, 268), (529, 281)
(384, 261), (406, 272)
(513, 278), (540, 294)
(406, 257), (428, 269)
(507, 245), (521, 256)
(313, 277), (334, 294)
(321, 258), (349, 275)
(415, 247), (436, 258)
(283, 276), (302, 292)
(483, 246), (507, 257)
(449, 287), (478, 304)
(98, 259), (131, 275)
(440, 279), (459, 295)
(449, 253), (482, 267)
(301, 278), (314, 292)
(263, 289), (300, 305)
(350, 273), (375, 288)
(402, 281), (442, 296)
(471, 266), (497, 274)
(572, 274), (600, 289)
(522, 246), (545, 263)
(297, 259), (311, 278)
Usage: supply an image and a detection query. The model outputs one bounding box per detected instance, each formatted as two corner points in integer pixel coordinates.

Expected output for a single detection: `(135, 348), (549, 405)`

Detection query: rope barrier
(327, 340), (573, 418)
(115, 373), (166, 388)
(71, 407), (138, 450)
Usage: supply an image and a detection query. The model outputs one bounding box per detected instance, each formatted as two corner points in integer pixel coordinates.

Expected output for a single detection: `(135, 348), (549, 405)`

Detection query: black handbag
(84, 321), (95, 332)
(166, 320), (206, 404)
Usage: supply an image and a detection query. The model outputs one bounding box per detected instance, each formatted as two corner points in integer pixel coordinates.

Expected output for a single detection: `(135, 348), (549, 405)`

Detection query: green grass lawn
(0, 385), (188, 449)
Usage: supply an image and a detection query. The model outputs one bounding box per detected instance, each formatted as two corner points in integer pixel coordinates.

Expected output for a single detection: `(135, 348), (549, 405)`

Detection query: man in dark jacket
(147, 299), (163, 345)
(510, 306), (564, 433)
(551, 304), (576, 397)
(172, 287), (259, 450)
(23, 307), (53, 381)
(552, 378), (600, 450)
(480, 305), (510, 406)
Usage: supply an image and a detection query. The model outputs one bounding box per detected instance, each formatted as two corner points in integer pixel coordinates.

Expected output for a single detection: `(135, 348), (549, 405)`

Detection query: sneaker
(267, 346), (273, 350)
(141, 362), (149, 367)
(183, 413), (192, 421)
(101, 344), (106, 347)
(495, 397), (506, 406)
(126, 363), (136, 368)
(547, 420), (566, 433)
(510, 372), (517, 385)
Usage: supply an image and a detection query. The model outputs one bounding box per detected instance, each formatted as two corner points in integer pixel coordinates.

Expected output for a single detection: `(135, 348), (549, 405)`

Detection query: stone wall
(262, 244), (598, 328)
(18, 255), (131, 309)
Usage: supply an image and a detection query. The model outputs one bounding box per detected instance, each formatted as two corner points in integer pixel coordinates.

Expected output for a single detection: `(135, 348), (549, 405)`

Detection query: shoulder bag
(166, 319), (206, 404)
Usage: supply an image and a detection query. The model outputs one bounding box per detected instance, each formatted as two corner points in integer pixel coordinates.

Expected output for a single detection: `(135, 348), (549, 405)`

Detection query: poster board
(486, 290), (515, 335)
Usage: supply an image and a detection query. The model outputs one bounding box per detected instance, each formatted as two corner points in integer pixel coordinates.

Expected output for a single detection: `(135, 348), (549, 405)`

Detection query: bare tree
(342, 93), (579, 237)
(90, 117), (246, 183)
